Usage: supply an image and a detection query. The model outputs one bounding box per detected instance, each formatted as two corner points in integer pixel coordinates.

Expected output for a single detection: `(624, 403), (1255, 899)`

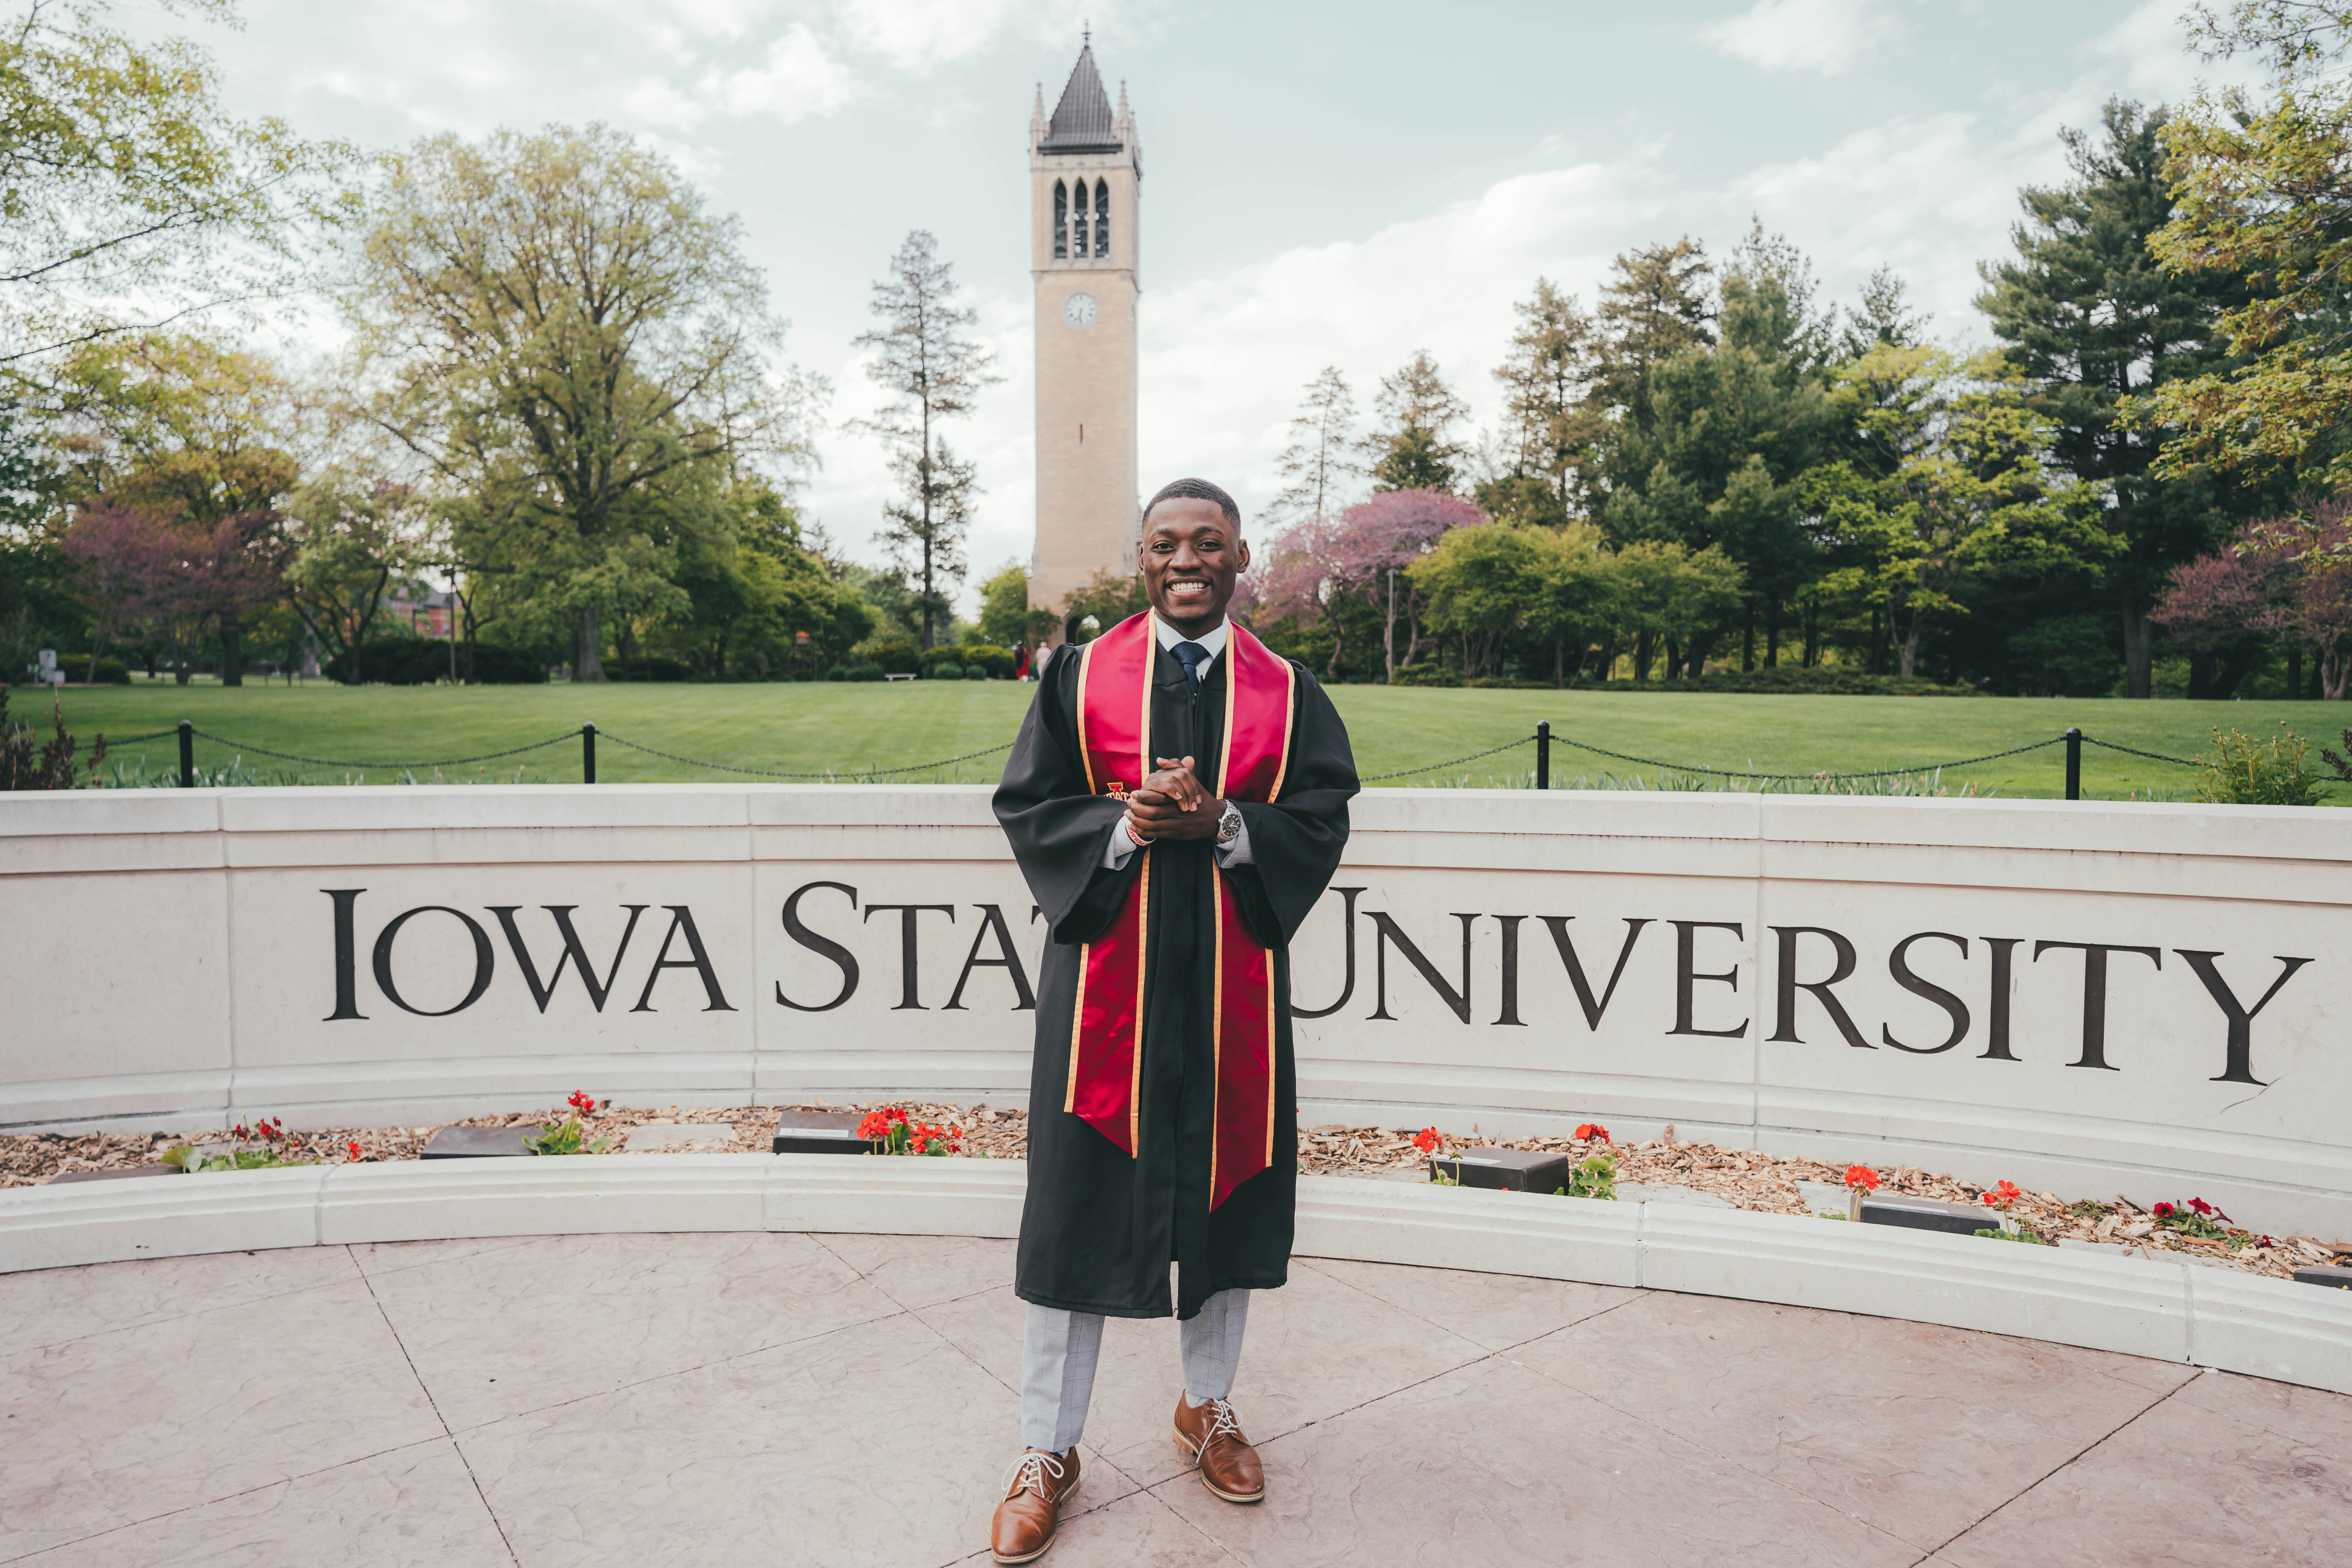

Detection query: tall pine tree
(1268, 366), (1362, 525)
(854, 230), (1000, 648)
(1978, 99), (2246, 698)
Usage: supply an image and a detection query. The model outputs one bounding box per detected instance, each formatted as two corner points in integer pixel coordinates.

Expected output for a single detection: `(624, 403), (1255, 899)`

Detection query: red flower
(347, 1141), (363, 1160)
(2259, 1235), (2277, 1248)
(1412, 1127), (1439, 1154)
(1843, 1164), (1880, 1193)
(1981, 1180), (2022, 1210)
(857, 1111), (893, 1140)
(567, 1091), (598, 1116)
(1573, 1123), (1611, 1143)
(2154, 1202), (2175, 1217)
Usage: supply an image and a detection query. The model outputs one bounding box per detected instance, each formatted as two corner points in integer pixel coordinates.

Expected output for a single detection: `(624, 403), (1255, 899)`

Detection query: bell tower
(1029, 36), (1140, 632)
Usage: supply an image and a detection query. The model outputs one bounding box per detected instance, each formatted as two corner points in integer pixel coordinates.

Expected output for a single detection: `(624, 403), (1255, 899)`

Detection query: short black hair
(1142, 477), (1241, 531)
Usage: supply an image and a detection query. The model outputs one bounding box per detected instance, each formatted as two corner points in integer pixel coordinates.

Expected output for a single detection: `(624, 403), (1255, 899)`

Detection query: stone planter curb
(2, 1158), (2347, 1394)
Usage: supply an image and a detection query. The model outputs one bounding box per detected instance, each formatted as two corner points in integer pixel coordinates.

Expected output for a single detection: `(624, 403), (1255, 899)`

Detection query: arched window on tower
(1094, 179), (1111, 258)
(1053, 180), (1068, 259)
(1072, 179), (1091, 259)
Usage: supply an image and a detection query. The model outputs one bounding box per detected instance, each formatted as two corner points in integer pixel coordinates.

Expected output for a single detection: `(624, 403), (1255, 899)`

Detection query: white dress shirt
(1102, 617), (1253, 868)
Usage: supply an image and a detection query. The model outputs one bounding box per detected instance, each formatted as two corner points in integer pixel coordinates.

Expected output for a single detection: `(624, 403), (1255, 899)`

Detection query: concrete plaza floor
(2, 1232), (2346, 1566)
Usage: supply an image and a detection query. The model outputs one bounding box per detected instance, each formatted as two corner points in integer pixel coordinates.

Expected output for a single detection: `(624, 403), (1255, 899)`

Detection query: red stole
(1066, 611), (1297, 1210)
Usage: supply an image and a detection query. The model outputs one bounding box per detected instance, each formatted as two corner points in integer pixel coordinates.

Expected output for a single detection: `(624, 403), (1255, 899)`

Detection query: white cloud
(705, 23), (866, 122)
(837, 0), (1025, 71)
(1699, 0), (1906, 76)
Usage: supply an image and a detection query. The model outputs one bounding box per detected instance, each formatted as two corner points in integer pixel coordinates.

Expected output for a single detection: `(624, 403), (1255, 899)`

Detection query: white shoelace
(1004, 1449), (1067, 1499)
(1200, 1398), (1246, 1446)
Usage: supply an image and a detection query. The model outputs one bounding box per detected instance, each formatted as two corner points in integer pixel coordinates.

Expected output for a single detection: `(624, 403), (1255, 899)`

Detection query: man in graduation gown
(986, 477), (1358, 1563)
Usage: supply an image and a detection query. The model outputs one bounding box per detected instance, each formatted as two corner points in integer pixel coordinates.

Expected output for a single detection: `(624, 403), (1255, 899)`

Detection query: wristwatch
(1216, 801), (1243, 844)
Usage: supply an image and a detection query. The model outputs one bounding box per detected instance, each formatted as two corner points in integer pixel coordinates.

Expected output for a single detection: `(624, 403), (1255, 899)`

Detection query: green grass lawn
(16, 673), (2348, 799)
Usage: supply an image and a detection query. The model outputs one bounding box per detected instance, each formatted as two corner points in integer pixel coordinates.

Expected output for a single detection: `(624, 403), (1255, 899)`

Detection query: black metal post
(1536, 720), (1551, 790)
(2064, 726), (2082, 801)
(583, 722), (597, 785)
(177, 720), (194, 789)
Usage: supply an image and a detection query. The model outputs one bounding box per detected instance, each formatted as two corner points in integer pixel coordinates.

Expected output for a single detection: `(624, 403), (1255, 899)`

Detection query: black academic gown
(993, 635), (1358, 1320)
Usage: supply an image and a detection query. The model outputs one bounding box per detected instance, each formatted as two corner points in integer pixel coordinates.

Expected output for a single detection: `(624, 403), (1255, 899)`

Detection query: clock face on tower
(1062, 291), (1098, 329)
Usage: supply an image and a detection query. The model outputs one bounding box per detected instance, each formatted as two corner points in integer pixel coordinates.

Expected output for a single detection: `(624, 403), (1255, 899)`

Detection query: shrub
(327, 638), (450, 686)
(89, 657), (129, 684)
(964, 664), (986, 680)
(855, 637), (921, 675)
(2194, 724), (2323, 806)
(624, 656), (691, 682)
(962, 644), (1015, 679)
(837, 661), (884, 682)
(1, 686), (106, 789)
(465, 644), (547, 684)
(923, 661), (965, 681)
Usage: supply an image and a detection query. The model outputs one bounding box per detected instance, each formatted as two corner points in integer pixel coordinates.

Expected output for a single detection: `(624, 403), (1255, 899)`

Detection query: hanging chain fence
(593, 732), (1016, 780)
(109, 720), (2211, 790)
(1535, 731), (2077, 784)
(2078, 735), (2203, 768)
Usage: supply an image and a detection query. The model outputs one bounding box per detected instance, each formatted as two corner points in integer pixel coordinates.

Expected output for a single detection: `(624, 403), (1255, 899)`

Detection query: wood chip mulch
(4, 1107), (2335, 1283)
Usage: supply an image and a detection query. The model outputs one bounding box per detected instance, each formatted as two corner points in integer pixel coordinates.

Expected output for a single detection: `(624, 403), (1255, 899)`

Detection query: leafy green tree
(0, 0), (353, 371)
(1810, 344), (2118, 676)
(855, 230), (1000, 648)
(38, 331), (300, 683)
(1606, 539), (1746, 680)
(1605, 227), (1833, 673)
(1978, 99), (2244, 698)
(1595, 239), (1714, 425)
(1361, 350), (1468, 492)
(1483, 279), (1604, 526)
(347, 124), (810, 681)
(976, 560), (1046, 646)
(1838, 267), (1930, 360)
(1267, 366), (1361, 526)
(1407, 520), (1540, 677)
(282, 471), (430, 684)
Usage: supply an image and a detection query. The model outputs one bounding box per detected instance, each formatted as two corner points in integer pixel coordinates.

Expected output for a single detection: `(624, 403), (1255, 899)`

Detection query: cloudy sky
(181, 0), (2237, 605)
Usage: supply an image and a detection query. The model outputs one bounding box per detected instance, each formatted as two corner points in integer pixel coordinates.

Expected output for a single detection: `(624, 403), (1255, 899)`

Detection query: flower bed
(5, 1107), (2339, 1283)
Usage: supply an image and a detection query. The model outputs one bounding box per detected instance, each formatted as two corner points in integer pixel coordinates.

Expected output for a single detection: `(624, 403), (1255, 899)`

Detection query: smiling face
(1138, 497), (1249, 637)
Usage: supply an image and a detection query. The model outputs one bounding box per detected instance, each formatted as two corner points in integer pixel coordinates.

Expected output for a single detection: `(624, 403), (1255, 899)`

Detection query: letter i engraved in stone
(1979, 937), (2024, 1061)
(324, 889), (367, 1021)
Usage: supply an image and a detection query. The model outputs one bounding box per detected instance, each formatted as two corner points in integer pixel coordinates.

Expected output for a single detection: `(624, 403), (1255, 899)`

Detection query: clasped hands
(1122, 755), (1226, 844)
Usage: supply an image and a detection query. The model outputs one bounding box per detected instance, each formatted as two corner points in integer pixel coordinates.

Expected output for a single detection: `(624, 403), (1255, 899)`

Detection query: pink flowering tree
(1253, 488), (1485, 681)
(52, 505), (180, 682)
(2155, 502), (2352, 697)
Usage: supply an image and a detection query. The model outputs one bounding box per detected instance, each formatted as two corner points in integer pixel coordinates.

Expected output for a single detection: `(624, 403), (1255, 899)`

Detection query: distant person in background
(1014, 643), (1031, 681)
(985, 477), (1359, 1563)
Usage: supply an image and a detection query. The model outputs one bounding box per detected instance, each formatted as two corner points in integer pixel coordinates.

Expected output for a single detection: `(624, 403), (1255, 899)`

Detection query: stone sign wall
(5, 785), (2348, 1232)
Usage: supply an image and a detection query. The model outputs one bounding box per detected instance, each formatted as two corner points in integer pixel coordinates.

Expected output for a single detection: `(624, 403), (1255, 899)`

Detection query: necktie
(1172, 640), (1208, 695)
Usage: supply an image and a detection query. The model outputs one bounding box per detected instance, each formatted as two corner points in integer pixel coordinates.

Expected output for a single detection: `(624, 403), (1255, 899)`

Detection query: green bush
(464, 644), (547, 684)
(826, 665), (849, 682)
(327, 639), (450, 686)
(922, 661), (965, 681)
(624, 656), (691, 682)
(964, 664), (986, 681)
(89, 657), (129, 684)
(962, 644), (1015, 679)
(855, 638), (922, 675)
(836, 662), (884, 682)
(2194, 724), (2323, 806)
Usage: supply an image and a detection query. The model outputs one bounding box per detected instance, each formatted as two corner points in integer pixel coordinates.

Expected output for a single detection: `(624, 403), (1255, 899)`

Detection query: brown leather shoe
(1172, 1394), (1265, 1503)
(990, 1447), (1080, 1564)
